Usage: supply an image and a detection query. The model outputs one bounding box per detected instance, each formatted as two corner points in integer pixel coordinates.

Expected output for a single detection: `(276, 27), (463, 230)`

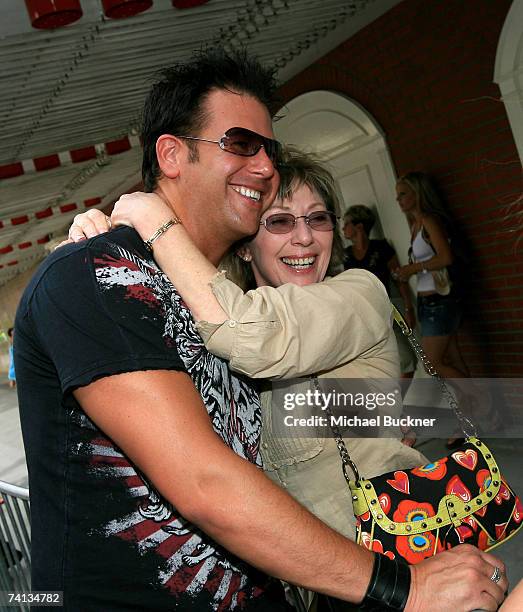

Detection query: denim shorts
(417, 293), (462, 336)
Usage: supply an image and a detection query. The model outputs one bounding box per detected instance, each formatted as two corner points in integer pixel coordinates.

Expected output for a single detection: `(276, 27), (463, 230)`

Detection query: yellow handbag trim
(349, 438), (502, 535)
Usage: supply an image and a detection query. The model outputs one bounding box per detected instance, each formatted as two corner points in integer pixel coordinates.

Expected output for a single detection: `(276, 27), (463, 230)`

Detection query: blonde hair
(397, 171), (452, 230)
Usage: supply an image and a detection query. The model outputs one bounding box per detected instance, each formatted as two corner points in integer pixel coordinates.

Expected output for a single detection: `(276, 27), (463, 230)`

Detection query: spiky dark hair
(141, 47), (280, 191)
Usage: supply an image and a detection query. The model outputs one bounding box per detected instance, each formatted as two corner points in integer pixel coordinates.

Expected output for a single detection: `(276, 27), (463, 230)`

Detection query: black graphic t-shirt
(344, 239), (395, 294)
(15, 227), (281, 611)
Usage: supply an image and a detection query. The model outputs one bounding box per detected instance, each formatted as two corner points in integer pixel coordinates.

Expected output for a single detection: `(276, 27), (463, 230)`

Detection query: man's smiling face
(176, 88), (280, 248)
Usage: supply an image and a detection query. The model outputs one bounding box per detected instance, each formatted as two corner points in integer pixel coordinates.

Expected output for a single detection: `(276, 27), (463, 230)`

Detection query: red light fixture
(172, 0), (209, 9)
(102, 0), (153, 19)
(25, 0), (83, 29)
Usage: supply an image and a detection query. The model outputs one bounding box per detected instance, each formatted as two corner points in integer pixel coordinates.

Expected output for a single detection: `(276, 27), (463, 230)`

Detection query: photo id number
(0, 591), (63, 607)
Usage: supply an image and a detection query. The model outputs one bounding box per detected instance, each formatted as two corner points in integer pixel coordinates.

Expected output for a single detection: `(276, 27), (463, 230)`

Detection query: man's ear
(156, 135), (183, 180)
(236, 244), (253, 262)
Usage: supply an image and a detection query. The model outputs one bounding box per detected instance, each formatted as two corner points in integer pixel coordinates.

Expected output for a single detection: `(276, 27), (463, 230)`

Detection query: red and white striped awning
(0, 0), (393, 286)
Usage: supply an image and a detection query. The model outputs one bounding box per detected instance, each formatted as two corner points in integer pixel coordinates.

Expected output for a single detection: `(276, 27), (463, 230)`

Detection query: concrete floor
(1, 381), (523, 586)
(0, 381), (26, 488)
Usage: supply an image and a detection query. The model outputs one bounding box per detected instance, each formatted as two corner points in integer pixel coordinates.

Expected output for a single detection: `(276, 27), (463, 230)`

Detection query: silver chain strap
(311, 376), (360, 483)
(391, 305), (477, 439)
(316, 304), (477, 484)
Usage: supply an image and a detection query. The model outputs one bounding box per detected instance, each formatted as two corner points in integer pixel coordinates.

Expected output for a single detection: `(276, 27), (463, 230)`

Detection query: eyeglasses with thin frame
(175, 127), (282, 166)
(261, 211), (339, 234)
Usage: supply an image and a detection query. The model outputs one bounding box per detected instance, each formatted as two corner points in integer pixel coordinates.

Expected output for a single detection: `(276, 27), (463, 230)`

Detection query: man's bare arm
(74, 369), (508, 610)
(74, 368), (373, 602)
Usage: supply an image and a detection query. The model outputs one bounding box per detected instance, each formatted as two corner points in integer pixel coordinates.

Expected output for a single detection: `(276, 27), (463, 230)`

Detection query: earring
(237, 251), (252, 262)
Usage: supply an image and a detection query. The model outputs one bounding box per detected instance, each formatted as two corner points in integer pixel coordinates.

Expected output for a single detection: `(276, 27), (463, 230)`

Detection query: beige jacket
(197, 269), (399, 380)
(196, 269), (427, 538)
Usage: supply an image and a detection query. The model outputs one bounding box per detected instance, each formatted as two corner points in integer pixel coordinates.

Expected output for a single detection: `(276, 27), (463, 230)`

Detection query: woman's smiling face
(244, 183), (334, 288)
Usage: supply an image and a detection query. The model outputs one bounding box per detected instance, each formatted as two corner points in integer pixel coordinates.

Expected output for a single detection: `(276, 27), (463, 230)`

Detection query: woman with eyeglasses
(67, 148), (428, 611)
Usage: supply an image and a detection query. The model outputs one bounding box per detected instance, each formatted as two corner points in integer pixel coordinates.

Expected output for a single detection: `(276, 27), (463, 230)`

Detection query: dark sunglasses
(176, 127), (282, 166)
(261, 211), (338, 234)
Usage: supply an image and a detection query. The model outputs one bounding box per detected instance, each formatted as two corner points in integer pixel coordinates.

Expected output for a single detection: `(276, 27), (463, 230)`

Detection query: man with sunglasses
(15, 48), (508, 612)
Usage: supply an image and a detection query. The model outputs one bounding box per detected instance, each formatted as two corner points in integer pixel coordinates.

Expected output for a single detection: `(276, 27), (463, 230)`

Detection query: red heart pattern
(515, 497), (523, 524)
(462, 515), (478, 530)
(455, 524), (474, 543)
(384, 550), (396, 560)
(495, 482), (511, 505)
(360, 532), (372, 549)
(386, 471), (410, 494)
(379, 493), (391, 514)
(360, 532), (395, 560)
(446, 474), (471, 502)
(495, 522), (508, 540)
(452, 449), (478, 471)
(475, 505), (487, 518)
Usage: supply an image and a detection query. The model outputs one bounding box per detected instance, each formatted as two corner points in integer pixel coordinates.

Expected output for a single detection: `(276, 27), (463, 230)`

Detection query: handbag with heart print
(320, 307), (523, 565)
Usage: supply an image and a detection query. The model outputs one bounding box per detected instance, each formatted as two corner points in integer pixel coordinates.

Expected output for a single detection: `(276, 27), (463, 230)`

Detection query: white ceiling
(0, 0), (401, 286)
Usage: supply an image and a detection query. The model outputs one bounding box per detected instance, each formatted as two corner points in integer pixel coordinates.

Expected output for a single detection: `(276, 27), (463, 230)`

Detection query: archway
(274, 90), (411, 263)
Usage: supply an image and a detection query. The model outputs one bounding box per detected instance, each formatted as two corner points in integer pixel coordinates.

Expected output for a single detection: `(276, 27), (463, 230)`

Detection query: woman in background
(343, 205), (417, 378)
(394, 171), (468, 378)
(394, 171), (470, 447)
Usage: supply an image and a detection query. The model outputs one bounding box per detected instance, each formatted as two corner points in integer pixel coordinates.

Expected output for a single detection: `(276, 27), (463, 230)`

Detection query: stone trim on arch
(494, 0), (523, 164)
(274, 90), (386, 158)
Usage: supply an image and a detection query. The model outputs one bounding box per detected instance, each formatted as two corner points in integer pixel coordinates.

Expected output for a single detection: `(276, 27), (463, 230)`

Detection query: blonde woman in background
(394, 171), (472, 447)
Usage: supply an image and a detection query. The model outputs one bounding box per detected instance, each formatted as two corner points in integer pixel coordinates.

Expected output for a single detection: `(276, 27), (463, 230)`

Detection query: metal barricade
(0, 481), (30, 612)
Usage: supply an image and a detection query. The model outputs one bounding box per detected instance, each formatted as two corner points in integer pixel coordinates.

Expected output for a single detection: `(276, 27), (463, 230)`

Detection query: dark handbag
(322, 307), (523, 565)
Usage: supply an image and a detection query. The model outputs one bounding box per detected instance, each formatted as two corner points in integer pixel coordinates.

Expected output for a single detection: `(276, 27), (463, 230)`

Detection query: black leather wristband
(388, 559), (410, 610)
(361, 552), (411, 611)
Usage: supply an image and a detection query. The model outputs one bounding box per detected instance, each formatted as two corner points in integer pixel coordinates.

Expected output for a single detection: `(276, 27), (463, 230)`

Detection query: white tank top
(411, 228), (436, 292)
